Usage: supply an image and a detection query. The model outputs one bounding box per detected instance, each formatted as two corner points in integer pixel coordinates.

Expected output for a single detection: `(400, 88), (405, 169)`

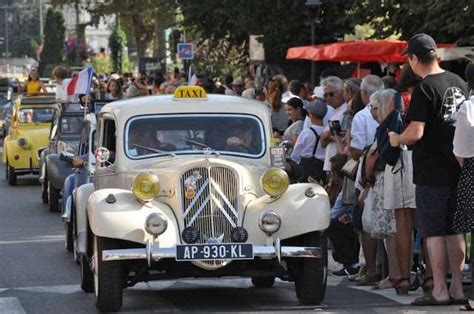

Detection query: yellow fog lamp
(260, 168), (289, 197)
(132, 172), (160, 202)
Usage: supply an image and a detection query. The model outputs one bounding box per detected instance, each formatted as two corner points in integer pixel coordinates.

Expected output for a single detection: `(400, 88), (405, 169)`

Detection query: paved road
(0, 145), (470, 313)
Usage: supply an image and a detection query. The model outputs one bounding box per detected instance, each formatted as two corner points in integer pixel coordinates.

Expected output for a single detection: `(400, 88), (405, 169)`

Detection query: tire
(80, 253), (94, 293)
(251, 276), (275, 288)
(94, 235), (123, 313)
(65, 220), (73, 252)
(73, 207), (80, 264)
(294, 231), (328, 305)
(48, 181), (60, 212)
(41, 176), (48, 204)
(7, 162), (17, 186)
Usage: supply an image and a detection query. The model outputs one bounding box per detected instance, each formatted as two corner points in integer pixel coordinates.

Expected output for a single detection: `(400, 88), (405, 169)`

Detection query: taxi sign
(173, 86), (207, 100)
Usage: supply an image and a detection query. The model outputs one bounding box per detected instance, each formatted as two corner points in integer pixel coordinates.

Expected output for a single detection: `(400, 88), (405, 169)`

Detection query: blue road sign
(177, 43), (194, 60)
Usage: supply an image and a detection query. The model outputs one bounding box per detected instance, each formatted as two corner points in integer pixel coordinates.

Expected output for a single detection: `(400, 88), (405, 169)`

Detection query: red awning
(286, 40), (455, 63)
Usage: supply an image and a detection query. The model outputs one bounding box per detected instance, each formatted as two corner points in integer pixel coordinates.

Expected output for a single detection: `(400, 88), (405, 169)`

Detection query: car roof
(100, 94), (271, 120)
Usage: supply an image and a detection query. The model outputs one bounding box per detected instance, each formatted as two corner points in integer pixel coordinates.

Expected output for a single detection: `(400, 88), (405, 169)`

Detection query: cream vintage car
(77, 86), (330, 312)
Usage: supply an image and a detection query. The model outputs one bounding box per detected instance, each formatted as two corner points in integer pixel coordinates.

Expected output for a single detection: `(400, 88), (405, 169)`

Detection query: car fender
(243, 183), (330, 244)
(62, 194), (73, 222)
(46, 154), (74, 190)
(87, 189), (179, 247)
(62, 174), (75, 215)
(38, 149), (49, 182)
(75, 183), (94, 255)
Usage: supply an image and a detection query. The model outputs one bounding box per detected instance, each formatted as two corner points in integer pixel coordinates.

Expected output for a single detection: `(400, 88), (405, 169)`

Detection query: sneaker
(332, 265), (360, 277)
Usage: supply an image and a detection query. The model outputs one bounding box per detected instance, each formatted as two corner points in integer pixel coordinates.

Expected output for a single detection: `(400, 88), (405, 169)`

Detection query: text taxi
(76, 86), (330, 312)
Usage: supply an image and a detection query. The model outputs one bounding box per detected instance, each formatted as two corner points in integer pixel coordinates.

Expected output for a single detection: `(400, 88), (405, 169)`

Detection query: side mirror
(95, 147), (110, 163)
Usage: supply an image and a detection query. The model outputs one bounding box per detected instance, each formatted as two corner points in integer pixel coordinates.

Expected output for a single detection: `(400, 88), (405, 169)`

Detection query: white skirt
(383, 150), (416, 210)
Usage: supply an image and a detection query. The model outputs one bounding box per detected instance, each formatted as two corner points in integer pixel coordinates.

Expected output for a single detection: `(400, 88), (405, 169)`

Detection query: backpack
(376, 93), (403, 166)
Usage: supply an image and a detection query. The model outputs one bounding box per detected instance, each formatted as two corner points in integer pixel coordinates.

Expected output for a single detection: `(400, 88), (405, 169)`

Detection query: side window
(102, 118), (116, 163)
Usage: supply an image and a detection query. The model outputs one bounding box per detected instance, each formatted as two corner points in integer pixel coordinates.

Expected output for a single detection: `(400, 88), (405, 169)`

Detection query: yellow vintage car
(2, 96), (55, 185)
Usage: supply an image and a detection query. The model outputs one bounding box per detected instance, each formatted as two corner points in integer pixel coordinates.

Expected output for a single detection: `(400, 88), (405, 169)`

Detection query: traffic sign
(177, 43), (194, 60)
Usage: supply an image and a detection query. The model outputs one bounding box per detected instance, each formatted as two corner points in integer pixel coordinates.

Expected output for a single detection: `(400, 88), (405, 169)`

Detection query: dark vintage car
(39, 105), (83, 212)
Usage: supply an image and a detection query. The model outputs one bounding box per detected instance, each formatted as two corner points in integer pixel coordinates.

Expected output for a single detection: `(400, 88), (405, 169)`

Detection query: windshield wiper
(131, 143), (176, 157)
(180, 138), (220, 157)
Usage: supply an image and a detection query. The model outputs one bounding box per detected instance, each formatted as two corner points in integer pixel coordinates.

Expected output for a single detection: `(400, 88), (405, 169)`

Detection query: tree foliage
(39, 8), (66, 76)
(109, 23), (127, 73)
(178, 0), (358, 64)
(0, 0), (41, 58)
(351, 0), (474, 45)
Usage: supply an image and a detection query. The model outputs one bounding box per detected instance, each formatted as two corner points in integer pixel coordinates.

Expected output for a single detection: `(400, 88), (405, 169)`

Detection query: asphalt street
(0, 143), (471, 313)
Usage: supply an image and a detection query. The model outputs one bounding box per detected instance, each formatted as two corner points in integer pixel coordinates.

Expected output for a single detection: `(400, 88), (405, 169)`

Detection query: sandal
(421, 276), (433, 294)
(450, 296), (469, 305)
(395, 277), (410, 296)
(357, 273), (380, 286)
(411, 294), (451, 306)
(372, 277), (400, 290)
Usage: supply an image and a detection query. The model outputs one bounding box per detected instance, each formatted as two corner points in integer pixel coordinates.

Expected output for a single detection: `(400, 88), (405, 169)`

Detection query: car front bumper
(102, 239), (323, 266)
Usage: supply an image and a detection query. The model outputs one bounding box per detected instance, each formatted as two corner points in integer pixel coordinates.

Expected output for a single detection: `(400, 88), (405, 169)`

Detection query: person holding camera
(291, 99), (327, 183)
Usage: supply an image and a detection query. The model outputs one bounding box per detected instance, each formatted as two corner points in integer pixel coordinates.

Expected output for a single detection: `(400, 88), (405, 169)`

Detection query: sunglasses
(324, 92), (336, 98)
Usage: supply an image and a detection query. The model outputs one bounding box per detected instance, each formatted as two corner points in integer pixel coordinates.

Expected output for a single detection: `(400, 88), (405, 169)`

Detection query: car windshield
(60, 116), (83, 134)
(125, 114), (265, 159)
(18, 108), (54, 123)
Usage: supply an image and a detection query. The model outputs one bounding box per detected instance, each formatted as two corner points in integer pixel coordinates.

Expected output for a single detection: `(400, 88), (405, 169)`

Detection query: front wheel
(48, 181), (60, 212)
(41, 176), (48, 204)
(65, 220), (73, 252)
(251, 276), (275, 288)
(294, 231), (327, 305)
(93, 235), (123, 313)
(80, 253), (93, 293)
(7, 162), (17, 186)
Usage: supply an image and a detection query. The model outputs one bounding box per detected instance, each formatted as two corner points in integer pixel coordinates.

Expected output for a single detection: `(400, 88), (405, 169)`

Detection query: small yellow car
(2, 96), (55, 185)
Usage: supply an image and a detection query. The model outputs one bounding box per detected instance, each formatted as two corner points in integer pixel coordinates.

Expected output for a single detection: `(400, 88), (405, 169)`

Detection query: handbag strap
(309, 127), (320, 157)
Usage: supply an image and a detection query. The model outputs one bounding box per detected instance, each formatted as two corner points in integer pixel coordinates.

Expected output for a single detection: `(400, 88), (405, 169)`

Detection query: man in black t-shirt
(389, 33), (469, 306)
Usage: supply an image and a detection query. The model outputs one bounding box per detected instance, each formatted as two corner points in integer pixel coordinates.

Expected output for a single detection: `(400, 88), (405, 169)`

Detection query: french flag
(67, 67), (93, 96)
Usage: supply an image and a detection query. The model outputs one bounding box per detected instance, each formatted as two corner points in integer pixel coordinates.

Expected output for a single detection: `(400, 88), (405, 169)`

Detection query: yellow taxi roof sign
(173, 86), (207, 100)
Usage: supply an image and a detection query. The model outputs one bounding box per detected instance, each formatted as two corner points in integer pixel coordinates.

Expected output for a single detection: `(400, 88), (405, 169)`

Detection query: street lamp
(305, 0), (322, 87)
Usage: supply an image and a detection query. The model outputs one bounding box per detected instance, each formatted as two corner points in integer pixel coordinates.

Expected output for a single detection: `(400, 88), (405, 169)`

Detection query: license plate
(176, 243), (254, 261)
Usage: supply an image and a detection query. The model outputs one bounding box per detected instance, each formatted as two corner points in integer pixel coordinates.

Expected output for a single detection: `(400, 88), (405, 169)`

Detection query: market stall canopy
(286, 40), (456, 63)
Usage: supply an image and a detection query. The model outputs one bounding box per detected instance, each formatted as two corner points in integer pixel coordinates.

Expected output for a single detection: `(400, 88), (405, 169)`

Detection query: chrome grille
(181, 165), (239, 269)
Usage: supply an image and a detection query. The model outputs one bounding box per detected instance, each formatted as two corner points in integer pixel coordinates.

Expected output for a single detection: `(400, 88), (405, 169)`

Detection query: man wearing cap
(291, 100), (327, 183)
(389, 33), (469, 306)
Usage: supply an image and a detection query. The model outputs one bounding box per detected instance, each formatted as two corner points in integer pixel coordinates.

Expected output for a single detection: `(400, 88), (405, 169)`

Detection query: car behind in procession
(39, 105), (83, 211)
(2, 95), (55, 185)
(75, 86), (330, 312)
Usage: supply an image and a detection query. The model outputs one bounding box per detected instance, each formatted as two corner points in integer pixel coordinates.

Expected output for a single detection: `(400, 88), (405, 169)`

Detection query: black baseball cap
(401, 33), (437, 56)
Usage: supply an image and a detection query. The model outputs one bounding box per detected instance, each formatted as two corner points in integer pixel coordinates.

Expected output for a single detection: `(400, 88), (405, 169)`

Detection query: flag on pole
(67, 67), (93, 96)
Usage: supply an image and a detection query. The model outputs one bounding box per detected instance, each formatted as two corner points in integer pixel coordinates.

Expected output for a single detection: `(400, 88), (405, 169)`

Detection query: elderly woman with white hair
(380, 89), (416, 295)
(366, 89), (417, 294)
(360, 90), (402, 291)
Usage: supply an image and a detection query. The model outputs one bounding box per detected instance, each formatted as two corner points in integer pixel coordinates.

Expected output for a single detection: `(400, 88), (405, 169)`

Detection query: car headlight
(17, 138), (29, 148)
(145, 213), (168, 236)
(259, 210), (281, 235)
(132, 172), (160, 202)
(260, 168), (289, 197)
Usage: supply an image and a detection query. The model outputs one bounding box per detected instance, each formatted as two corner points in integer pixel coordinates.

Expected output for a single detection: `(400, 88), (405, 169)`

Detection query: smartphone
(329, 120), (343, 136)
